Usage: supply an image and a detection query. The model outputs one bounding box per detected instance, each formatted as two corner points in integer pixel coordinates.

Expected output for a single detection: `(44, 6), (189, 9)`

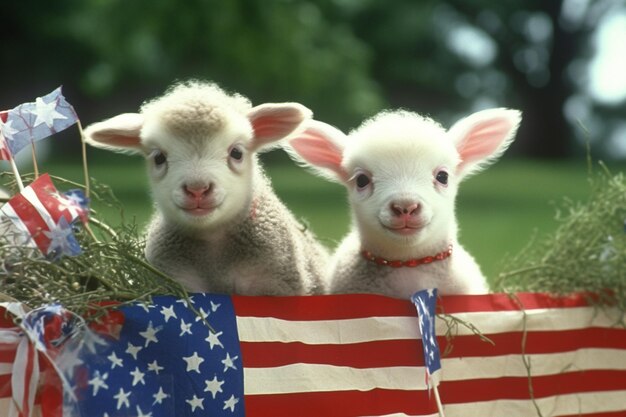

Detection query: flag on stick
(0, 87), (79, 157)
(0, 174), (87, 258)
(412, 288), (445, 416)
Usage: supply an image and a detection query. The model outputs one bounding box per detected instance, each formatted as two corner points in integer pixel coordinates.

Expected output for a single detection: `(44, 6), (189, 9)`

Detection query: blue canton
(76, 294), (245, 416)
(411, 288), (441, 387)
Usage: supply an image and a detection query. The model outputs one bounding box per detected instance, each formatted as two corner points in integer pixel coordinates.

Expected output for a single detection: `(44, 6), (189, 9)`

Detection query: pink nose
(183, 184), (213, 200)
(390, 201), (420, 218)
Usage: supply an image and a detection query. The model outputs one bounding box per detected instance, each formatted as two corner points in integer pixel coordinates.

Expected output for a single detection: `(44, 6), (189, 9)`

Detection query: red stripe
(8, 192), (51, 253)
(0, 346), (17, 363)
(240, 327), (626, 368)
(441, 370), (626, 403)
(244, 388), (438, 417)
(30, 174), (69, 224)
(241, 339), (422, 368)
(233, 293), (593, 320)
(0, 374), (10, 398)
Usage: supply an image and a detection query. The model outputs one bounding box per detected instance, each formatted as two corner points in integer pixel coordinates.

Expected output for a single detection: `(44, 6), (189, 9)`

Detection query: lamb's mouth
(178, 204), (220, 217)
(381, 221), (428, 236)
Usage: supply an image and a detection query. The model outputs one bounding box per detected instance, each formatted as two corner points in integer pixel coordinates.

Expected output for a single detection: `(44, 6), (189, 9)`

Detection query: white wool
(83, 80), (328, 295)
(286, 108), (521, 298)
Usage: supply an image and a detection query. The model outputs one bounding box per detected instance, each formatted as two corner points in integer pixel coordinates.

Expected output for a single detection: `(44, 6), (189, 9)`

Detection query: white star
(113, 387), (131, 410)
(30, 96), (67, 128)
(183, 351), (205, 373)
(108, 351), (123, 369)
(130, 366), (146, 386)
(179, 319), (193, 336)
(88, 371), (109, 396)
(205, 330), (224, 350)
(126, 342), (142, 360)
(427, 288), (435, 297)
(223, 394), (239, 412)
(186, 395), (204, 412)
(147, 360), (164, 375)
(210, 301), (221, 312)
(0, 119), (19, 141)
(152, 387), (170, 405)
(429, 350), (435, 360)
(139, 321), (160, 347)
(176, 298), (190, 308)
(204, 375), (225, 399)
(160, 305), (177, 322)
(221, 352), (238, 373)
(194, 307), (210, 322)
(135, 405), (152, 417)
(137, 303), (152, 313)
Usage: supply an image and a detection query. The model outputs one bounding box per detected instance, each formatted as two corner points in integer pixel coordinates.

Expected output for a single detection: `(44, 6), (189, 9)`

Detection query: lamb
(84, 81), (329, 295)
(286, 108), (521, 298)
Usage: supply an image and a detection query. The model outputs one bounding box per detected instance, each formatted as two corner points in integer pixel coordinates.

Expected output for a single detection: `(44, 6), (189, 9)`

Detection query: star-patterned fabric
(411, 289), (441, 389)
(77, 294), (244, 417)
(0, 87), (78, 157)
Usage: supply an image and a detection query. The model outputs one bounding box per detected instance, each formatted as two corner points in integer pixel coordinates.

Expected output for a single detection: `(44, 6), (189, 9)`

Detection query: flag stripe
(241, 328), (626, 368)
(443, 390), (626, 417)
(21, 187), (57, 230)
(236, 306), (617, 345)
(244, 388), (439, 417)
(6, 192), (51, 252)
(440, 370), (626, 403)
(232, 293), (593, 320)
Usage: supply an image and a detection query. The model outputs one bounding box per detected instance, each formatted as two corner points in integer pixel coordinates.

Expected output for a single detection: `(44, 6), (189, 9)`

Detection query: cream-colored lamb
(286, 108), (521, 298)
(84, 81), (328, 295)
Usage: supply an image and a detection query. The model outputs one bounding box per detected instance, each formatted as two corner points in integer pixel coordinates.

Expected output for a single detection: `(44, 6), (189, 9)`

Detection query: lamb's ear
(449, 108), (521, 179)
(248, 103), (313, 152)
(285, 120), (348, 183)
(83, 113), (145, 154)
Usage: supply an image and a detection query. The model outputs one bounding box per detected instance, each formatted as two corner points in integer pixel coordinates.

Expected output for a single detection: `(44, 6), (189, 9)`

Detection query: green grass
(32, 153), (624, 284)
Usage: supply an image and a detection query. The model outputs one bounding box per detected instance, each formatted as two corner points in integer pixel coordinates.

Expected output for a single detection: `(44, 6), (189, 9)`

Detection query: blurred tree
(339, 0), (625, 158)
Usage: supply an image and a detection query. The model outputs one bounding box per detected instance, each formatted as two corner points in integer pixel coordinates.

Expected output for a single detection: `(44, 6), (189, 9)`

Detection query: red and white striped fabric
(0, 173), (84, 255)
(0, 110), (12, 160)
(233, 293), (626, 417)
(1, 293), (625, 417)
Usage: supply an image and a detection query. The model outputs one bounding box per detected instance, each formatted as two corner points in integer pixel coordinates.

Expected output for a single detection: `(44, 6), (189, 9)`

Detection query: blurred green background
(2, 0), (626, 281)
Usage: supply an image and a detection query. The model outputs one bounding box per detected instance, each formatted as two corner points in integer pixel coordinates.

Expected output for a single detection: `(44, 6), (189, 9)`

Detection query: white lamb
(286, 108), (521, 298)
(84, 81), (328, 295)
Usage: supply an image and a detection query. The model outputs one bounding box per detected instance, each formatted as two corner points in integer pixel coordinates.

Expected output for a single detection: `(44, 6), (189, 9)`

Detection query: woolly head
(84, 81), (311, 233)
(286, 108), (521, 255)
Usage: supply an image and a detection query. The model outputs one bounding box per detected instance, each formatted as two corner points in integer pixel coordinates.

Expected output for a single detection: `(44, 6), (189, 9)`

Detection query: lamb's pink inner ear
(290, 129), (347, 181)
(85, 113), (144, 150)
(457, 117), (515, 171)
(248, 104), (310, 149)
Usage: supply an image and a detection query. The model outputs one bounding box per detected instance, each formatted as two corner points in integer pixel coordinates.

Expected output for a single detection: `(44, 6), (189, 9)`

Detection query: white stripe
(0, 204), (38, 248)
(236, 306), (622, 344)
(0, 400), (42, 417)
(244, 364), (427, 395)
(441, 348), (626, 381)
(444, 390), (626, 417)
(0, 363), (13, 375)
(21, 187), (56, 229)
(242, 348), (626, 395)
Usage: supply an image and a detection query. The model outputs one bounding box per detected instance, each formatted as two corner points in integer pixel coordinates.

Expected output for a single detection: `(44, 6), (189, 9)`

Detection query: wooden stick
(31, 141), (39, 178)
(433, 383), (446, 417)
(8, 154), (24, 191)
(77, 120), (91, 198)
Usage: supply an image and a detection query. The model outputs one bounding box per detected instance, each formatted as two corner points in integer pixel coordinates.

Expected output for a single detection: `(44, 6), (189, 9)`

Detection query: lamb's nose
(183, 184), (213, 199)
(390, 201), (420, 217)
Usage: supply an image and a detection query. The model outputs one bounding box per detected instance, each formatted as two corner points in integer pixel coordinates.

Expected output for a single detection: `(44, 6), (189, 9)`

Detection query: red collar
(361, 245), (453, 268)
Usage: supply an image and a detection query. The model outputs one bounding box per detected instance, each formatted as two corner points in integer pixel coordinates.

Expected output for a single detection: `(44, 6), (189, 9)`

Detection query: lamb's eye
(229, 146), (243, 161)
(356, 173), (371, 189)
(435, 170), (449, 185)
(153, 151), (167, 166)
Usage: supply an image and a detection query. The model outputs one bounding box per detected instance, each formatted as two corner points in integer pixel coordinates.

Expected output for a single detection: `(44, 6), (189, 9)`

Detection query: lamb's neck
(358, 229), (458, 262)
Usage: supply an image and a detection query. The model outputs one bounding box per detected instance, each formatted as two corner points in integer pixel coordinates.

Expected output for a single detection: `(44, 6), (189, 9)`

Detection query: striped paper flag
(0, 174), (86, 257)
(2, 292), (626, 417)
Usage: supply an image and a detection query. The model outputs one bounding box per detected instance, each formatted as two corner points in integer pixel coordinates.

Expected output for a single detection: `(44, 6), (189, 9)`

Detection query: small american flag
(0, 87), (78, 157)
(2, 292), (626, 417)
(0, 174), (86, 257)
(412, 288), (442, 391)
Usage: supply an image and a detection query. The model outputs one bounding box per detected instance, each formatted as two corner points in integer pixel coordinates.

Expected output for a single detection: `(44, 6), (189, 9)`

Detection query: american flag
(1, 292), (626, 417)
(0, 87), (78, 157)
(412, 288), (442, 392)
(0, 174), (86, 257)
